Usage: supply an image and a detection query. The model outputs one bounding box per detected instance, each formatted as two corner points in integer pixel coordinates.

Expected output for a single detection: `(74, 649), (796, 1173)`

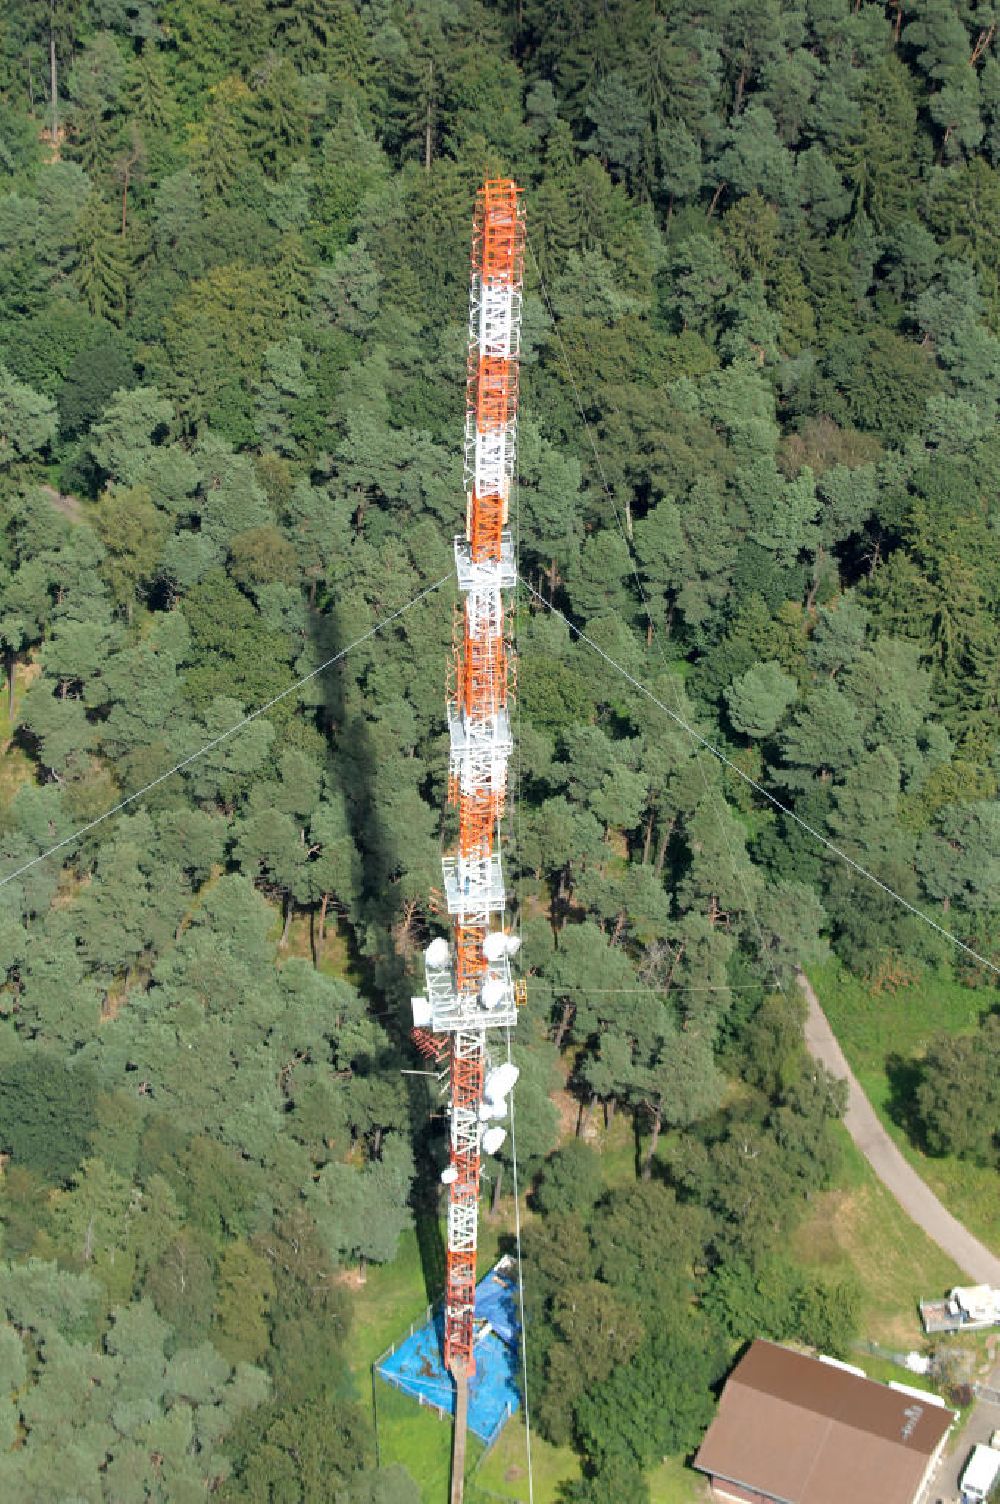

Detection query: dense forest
(0, 1), (998, 1500)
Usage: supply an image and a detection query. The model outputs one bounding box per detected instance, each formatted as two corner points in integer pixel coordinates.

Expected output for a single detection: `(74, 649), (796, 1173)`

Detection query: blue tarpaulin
(375, 1259), (521, 1444)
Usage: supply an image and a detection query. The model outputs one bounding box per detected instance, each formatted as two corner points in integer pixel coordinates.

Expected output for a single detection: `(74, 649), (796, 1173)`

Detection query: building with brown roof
(694, 1340), (953, 1504)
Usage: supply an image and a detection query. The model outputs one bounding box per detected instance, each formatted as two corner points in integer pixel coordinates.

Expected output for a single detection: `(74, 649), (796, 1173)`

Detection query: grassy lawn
(471, 1423), (579, 1503)
(647, 1457), (712, 1503)
(376, 1378), (483, 1499)
(473, 1428), (709, 1504)
(808, 962), (1000, 1254)
(812, 961), (988, 1079)
(856, 1352), (938, 1392)
(792, 1124), (966, 1347)
(350, 1229), (438, 1376)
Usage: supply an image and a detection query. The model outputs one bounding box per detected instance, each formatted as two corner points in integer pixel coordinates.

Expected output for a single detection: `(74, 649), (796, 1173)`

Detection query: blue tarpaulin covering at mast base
(375, 1259), (521, 1444)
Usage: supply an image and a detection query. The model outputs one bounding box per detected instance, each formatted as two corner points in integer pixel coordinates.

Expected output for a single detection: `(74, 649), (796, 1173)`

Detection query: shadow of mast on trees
(311, 593), (447, 1308)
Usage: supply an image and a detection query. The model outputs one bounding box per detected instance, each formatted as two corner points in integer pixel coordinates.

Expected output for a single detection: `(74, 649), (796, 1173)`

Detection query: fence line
(371, 1302), (436, 1372)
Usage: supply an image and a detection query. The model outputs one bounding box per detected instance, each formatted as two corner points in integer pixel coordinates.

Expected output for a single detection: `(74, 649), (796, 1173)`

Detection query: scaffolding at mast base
(373, 1257), (523, 1454)
(408, 176), (524, 1504)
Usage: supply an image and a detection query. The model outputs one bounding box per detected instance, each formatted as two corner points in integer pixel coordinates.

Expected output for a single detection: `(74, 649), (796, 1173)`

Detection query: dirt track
(798, 972), (1000, 1287)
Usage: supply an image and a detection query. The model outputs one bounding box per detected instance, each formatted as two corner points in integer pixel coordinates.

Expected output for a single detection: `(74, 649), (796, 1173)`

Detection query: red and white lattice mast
(410, 179), (525, 1473)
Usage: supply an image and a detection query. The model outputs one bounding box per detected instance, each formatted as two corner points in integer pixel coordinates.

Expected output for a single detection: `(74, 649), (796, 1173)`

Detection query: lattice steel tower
(410, 179), (525, 1498)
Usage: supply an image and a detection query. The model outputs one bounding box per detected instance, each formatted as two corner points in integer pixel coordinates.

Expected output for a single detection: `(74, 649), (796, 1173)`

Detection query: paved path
(798, 972), (1000, 1287)
(931, 1362), (1000, 1504)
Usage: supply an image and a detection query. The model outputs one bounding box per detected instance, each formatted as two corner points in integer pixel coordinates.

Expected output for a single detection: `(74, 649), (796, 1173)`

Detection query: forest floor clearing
(806, 965), (1000, 1257)
(0, 742), (32, 814)
(270, 908), (363, 985)
(39, 483), (84, 524)
(0, 666), (34, 812)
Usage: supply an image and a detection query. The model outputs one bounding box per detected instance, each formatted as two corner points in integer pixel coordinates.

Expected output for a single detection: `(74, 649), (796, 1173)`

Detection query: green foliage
(221, 1396), (376, 1503)
(0, 3), (998, 1494)
(561, 1454), (651, 1504)
(0, 1053), (98, 1183)
(72, 194), (129, 325)
(531, 1141), (603, 1219)
(58, 334), (135, 439)
(704, 1254), (862, 1356)
(574, 1318), (726, 1469)
(0, 366), (57, 468)
(213, 1240), (275, 1365)
(307, 1134), (415, 1271)
(725, 659), (798, 740)
(90, 384), (173, 484)
(181, 570), (295, 715)
(0, 1261), (268, 1501)
(93, 483), (168, 614)
(145, 1232), (217, 1346)
(915, 1014), (1000, 1168)
(536, 1280), (644, 1446)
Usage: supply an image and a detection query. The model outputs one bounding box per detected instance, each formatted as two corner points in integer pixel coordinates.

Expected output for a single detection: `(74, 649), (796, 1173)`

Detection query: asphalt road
(931, 1371), (1000, 1504)
(798, 972), (1000, 1287)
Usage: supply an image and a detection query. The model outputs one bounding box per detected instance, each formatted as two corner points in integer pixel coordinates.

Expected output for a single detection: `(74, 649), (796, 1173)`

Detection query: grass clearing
(376, 1378), (482, 1499)
(792, 1125), (966, 1346)
(909, 1153), (1000, 1255)
(591, 1108), (640, 1184)
(647, 1457), (712, 1503)
(809, 962), (1000, 1253)
(350, 1226), (444, 1377)
(857, 1353), (939, 1391)
(812, 961), (988, 1086)
(471, 1423), (580, 1503)
(0, 664), (34, 814)
(316, 922), (362, 983)
(578, 1099), (682, 1188)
